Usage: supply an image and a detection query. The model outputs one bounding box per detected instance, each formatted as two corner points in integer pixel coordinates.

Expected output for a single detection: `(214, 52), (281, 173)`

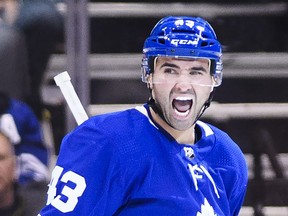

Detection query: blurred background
(42, 1), (288, 215)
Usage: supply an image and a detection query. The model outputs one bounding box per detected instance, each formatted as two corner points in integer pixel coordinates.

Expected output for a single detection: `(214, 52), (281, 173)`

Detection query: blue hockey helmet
(142, 16), (223, 87)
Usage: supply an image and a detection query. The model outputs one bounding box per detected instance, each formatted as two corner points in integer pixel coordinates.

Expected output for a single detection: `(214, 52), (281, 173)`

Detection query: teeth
(175, 96), (192, 101)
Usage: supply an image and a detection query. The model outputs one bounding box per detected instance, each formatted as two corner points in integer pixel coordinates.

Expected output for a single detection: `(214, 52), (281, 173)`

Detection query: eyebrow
(160, 62), (180, 69)
(160, 62), (208, 73)
(191, 66), (208, 73)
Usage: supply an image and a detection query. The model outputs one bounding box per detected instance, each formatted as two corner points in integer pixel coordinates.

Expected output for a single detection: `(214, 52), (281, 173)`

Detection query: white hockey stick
(54, 71), (89, 125)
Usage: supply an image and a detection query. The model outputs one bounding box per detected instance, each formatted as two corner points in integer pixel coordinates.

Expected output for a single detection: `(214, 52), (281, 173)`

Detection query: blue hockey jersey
(39, 104), (248, 216)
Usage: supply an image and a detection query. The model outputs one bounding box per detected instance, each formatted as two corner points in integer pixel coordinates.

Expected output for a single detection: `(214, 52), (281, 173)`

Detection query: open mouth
(172, 97), (193, 117)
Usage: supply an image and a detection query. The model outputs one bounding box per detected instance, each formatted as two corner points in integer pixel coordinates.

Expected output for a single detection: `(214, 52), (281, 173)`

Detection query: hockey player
(39, 16), (248, 216)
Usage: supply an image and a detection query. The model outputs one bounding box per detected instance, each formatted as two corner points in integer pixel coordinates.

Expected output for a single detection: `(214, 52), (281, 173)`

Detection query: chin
(170, 120), (194, 131)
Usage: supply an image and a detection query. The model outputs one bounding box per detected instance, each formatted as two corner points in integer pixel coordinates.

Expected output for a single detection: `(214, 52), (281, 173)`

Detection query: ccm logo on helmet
(171, 39), (198, 46)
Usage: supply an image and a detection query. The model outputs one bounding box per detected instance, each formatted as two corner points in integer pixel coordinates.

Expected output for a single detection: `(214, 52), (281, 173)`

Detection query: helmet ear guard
(210, 59), (223, 87)
(141, 56), (149, 83)
(141, 56), (156, 80)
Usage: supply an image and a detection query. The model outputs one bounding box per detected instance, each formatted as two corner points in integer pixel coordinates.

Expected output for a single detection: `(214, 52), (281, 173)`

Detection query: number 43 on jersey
(46, 166), (87, 213)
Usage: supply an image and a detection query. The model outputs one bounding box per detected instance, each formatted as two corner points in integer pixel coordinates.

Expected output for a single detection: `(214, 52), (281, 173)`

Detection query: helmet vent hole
(172, 29), (196, 34)
(201, 41), (208, 47)
(158, 38), (165, 44)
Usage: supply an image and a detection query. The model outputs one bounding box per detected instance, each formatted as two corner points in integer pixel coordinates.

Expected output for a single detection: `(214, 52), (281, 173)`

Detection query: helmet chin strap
(147, 88), (215, 129)
(147, 86), (174, 128)
(147, 97), (169, 125)
(193, 88), (215, 124)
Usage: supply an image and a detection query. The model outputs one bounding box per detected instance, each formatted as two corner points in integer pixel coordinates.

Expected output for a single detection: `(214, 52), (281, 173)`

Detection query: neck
(150, 107), (196, 144)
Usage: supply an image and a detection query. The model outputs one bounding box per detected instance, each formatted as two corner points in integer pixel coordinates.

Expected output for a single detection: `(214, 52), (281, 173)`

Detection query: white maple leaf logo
(196, 198), (217, 216)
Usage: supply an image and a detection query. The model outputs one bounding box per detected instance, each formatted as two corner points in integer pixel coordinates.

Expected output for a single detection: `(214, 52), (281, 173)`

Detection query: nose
(174, 74), (194, 92)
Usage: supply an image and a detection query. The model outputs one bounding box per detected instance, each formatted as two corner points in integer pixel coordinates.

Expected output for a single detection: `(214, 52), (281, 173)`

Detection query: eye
(164, 68), (178, 74)
(190, 70), (204, 76)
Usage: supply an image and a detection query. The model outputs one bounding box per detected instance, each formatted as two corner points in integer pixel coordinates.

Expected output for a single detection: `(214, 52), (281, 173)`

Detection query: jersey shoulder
(197, 120), (247, 173)
(58, 106), (149, 163)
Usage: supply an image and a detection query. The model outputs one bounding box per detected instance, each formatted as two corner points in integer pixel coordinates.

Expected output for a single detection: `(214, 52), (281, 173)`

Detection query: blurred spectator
(0, 131), (46, 216)
(0, 0), (64, 119)
(0, 91), (50, 185)
(0, 131), (24, 215)
(0, 91), (49, 215)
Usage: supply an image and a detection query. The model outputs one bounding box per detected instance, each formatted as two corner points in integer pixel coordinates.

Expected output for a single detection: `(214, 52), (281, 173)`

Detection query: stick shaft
(54, 71), (88, 125)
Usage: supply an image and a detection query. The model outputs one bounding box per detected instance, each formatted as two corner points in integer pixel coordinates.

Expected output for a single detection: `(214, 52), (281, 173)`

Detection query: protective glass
(147, 57), (218, 87)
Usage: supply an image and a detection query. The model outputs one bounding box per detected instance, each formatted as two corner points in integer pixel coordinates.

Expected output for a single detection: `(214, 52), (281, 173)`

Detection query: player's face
(149, 57), (214, 131)
(0, 134), (16, 197)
